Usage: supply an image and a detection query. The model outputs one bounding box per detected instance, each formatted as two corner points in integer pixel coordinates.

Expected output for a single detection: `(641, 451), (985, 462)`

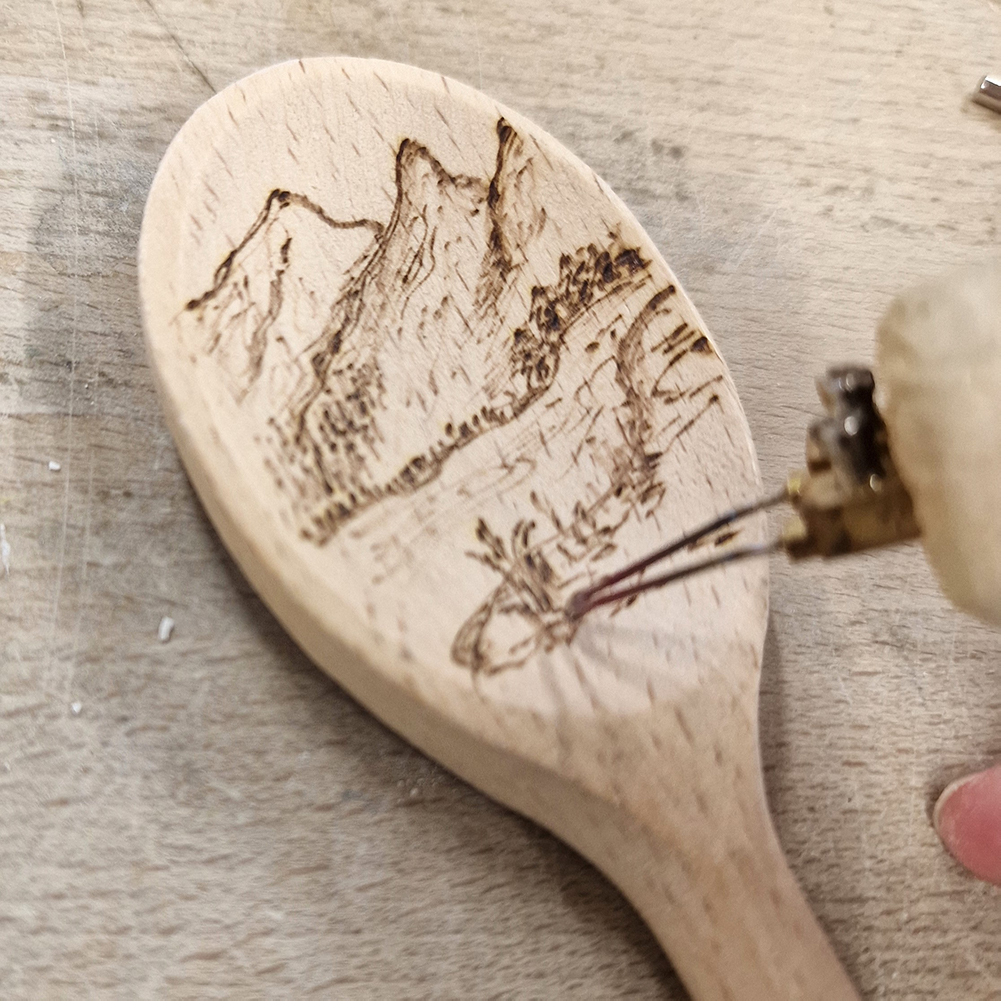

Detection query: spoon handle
(607, 794), (859, 999)
(499, 708), (861, 1000)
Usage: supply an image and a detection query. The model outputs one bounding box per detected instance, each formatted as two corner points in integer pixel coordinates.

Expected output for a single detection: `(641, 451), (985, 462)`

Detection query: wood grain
(2, 1), (1001, 998)
(138, 56), (859, 999)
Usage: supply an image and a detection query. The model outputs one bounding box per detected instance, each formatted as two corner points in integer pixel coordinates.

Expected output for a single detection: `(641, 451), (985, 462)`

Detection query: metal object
(975, 74), (1001, 114)
(567, 366), (921, 619)
(565, 490), (788, 619)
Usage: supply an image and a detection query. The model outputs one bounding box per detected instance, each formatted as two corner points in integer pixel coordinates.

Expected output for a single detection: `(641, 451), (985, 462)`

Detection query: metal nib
(567, 366), (921, 620)
(566, 491), (786, 620)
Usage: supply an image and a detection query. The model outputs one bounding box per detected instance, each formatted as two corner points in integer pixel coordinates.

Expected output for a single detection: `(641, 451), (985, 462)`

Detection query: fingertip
(934, 763), (1001, 886)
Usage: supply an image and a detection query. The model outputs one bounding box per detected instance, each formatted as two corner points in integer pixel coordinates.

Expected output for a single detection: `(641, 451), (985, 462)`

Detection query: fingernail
(933, 763), (1001, 886)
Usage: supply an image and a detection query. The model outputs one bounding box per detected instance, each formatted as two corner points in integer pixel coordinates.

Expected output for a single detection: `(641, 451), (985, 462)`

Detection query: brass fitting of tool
(782, 366), (919, 558)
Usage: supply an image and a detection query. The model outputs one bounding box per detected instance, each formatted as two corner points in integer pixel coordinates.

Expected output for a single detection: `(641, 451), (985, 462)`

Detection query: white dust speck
(70, 702), (82, 715)
(48, 460), (61, 472)
(0, 524), (10, 576)
(158, 616), (175, 643)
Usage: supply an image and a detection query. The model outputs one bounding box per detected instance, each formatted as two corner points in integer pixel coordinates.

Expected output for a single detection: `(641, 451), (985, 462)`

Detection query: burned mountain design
(185, 190), (383, 410)
(451, 287), (723, 675)
(181, 117), (720, 674)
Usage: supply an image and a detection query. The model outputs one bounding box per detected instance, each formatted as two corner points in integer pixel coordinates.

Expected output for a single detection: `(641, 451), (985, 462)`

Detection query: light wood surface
(2, 1), (1000, 998)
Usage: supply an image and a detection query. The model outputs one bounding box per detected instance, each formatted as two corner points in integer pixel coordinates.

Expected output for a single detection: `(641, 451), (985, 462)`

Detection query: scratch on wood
(139, 0), (215, 94)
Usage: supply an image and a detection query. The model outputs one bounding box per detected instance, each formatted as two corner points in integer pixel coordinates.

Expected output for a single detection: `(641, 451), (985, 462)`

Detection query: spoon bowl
(138, 56), (857, 1000)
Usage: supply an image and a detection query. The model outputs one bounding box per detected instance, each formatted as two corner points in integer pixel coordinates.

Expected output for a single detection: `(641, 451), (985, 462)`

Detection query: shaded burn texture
(183, 116), (723, 675)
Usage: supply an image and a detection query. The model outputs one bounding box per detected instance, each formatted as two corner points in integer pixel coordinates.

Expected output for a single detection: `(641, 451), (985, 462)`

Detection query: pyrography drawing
(180, 118), (727, 675)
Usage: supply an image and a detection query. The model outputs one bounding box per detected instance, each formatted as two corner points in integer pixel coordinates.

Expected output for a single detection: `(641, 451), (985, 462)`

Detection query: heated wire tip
(565, 487), (789, 621)
(565, 589), (593, 622)
(566, 363), (926, 621)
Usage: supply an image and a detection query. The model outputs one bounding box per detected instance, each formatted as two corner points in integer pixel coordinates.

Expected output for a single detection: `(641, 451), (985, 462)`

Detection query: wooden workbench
(2, 1), (999, 996)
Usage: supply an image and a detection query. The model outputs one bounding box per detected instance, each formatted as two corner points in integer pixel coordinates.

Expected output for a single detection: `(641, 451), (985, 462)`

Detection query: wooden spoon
(138, 57), (857, 999)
